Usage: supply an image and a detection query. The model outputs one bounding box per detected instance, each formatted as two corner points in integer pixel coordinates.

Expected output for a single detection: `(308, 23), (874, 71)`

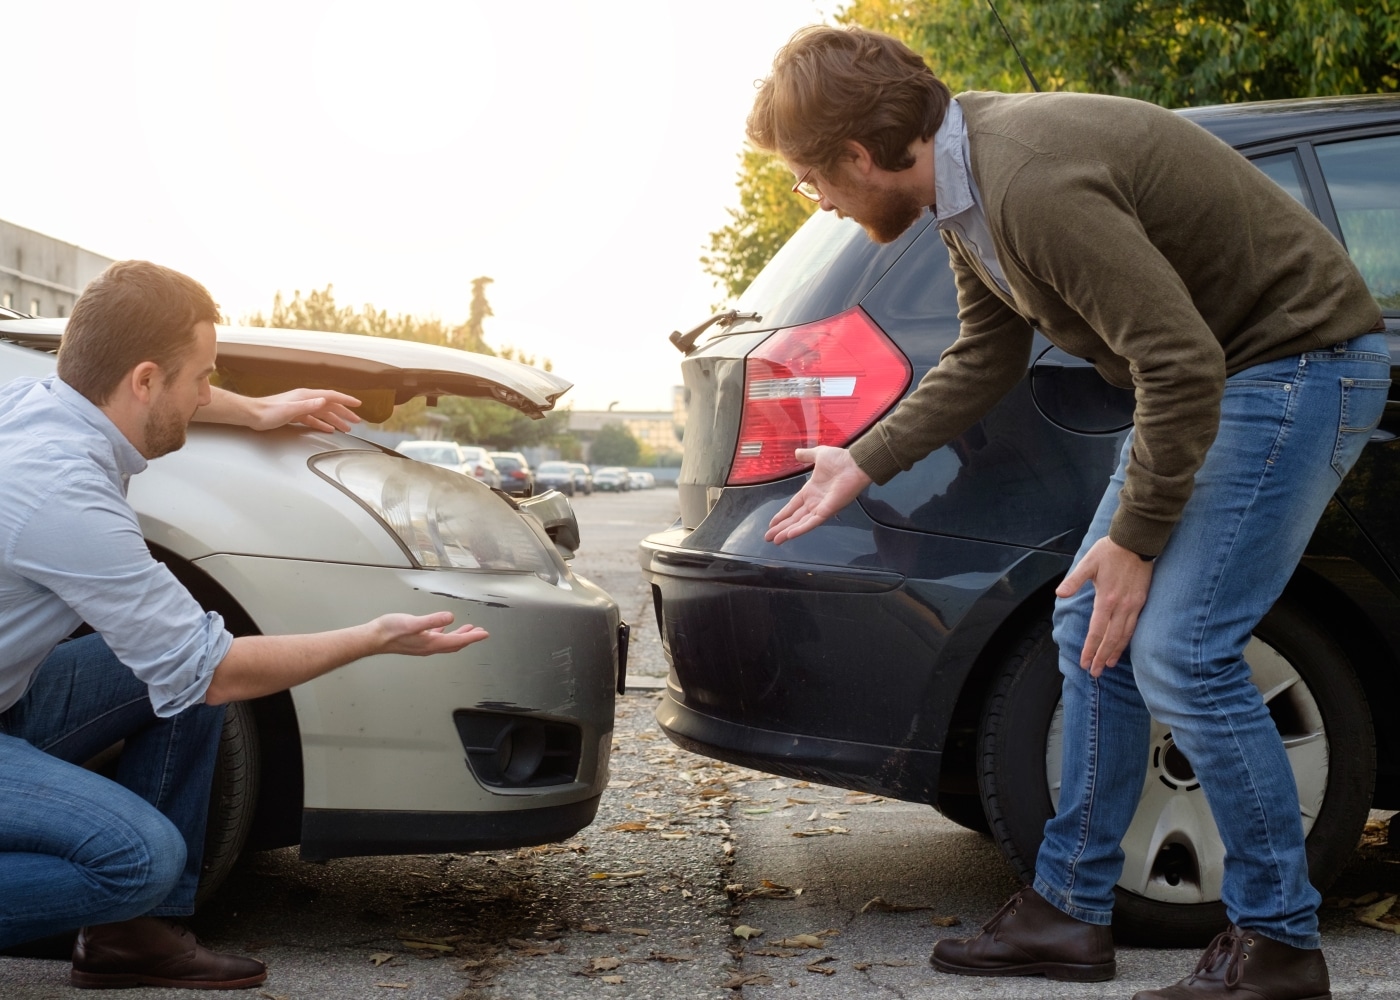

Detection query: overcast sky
(4, 0), (833, 410)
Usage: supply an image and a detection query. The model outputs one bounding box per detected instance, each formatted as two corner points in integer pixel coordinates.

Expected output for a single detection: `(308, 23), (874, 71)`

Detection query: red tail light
(728, 307), (911, 486)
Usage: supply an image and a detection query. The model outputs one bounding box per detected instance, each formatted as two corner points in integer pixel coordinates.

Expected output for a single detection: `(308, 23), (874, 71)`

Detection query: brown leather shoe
(1133, 926), (1330, 999)
(71, 917), (267, 990)
(930, 886), (1115, 982)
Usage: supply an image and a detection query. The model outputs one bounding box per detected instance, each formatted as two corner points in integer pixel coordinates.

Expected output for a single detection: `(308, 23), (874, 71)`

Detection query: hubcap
(1045, 637), (1329, 905)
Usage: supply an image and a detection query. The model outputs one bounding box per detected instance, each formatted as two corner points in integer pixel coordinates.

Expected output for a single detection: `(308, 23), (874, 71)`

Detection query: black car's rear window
(728, 210), (935, 335)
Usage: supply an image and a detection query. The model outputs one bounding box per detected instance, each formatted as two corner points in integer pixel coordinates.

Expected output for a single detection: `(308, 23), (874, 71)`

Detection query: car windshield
(460, 447), (488, 462)
(400, 444), (458, 464)
(538, 462), (571, 473)
(494, 456), (523, 472)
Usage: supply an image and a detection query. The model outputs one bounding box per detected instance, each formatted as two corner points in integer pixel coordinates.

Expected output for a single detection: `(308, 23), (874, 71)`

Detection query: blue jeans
(1036, 333), (1390, 950)
(0, 635), (225, 948)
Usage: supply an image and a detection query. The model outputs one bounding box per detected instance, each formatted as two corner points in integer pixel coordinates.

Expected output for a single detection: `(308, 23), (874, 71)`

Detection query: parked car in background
(395, 439), (472, 474)
(491, 451), (535, 498)
(593, 466), (631, 492)
(0, 317), (626, 906)
(641, 95), (1400, 946)
(536, 460), (579, 496)
(459, 445), (501, 490)
(569, 463), (594, 495)
(628, 471), (655, 490)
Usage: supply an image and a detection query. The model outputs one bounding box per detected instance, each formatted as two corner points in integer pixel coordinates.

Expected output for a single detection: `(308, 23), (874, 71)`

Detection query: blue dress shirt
(0, 375), (232, 716)
(933, 97), (1010, 294)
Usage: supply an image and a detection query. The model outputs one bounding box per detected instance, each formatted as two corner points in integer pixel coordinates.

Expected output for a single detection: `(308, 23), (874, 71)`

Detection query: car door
(1298, 131), (1400, 574)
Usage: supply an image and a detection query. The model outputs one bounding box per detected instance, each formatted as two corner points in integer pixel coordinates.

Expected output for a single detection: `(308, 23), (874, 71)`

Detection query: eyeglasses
(791, 167), (823, 204)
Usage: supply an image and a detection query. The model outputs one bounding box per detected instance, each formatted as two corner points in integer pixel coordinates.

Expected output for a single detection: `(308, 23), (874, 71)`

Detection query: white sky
(3, 0), (834, 411)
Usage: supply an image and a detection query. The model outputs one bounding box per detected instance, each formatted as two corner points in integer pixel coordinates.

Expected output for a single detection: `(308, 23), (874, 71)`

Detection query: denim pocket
(1332, 377), (1391, 477)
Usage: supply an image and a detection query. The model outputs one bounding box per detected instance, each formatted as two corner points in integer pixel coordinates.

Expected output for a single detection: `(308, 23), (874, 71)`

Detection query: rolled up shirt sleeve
(9, 475), (233, 716)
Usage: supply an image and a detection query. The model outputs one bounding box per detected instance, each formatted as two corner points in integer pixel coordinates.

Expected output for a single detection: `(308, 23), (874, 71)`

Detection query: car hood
(0, 317), (571, 420)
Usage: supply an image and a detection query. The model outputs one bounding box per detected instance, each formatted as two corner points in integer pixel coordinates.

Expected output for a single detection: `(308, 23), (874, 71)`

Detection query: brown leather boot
(1133, 926), (1331, 999)
(930, 886), (1115, 982)
(71, 917), (267, 990)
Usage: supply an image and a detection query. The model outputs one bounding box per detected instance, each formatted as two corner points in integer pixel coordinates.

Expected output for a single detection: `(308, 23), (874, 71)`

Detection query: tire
(195, 700), (261, 907)
(978, 603), (1374, 947)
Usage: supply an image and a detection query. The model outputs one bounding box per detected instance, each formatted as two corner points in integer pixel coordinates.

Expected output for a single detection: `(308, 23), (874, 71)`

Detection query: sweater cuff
(1107, 507), (1174, 559)
(848, 427), (904, 486)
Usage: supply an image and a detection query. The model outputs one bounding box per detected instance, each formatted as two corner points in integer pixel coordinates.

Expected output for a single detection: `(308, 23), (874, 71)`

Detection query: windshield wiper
(669, 309), (762, 354)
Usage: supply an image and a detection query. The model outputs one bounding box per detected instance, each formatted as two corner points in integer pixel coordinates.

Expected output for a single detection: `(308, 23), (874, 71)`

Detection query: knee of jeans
(86, 805), (187, 912)
(1052, 589), (1093, 656)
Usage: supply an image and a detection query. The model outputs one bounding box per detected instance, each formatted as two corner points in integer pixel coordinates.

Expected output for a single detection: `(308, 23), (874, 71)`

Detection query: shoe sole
(930, 954), (1116, 983)
(71, 969), (268, 990)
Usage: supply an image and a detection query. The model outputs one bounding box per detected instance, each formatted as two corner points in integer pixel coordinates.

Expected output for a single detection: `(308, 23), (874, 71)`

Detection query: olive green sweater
(849, 90), (1381, 556)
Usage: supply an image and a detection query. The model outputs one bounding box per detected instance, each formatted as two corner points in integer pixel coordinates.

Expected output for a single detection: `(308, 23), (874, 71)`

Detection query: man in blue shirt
(0, 261), (491, 990)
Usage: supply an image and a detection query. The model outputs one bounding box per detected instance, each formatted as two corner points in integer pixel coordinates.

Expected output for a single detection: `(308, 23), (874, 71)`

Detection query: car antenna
(986, 0), (1041, 92)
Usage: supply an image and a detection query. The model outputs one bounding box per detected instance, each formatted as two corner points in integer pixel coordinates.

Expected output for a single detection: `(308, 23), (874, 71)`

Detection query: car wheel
(977, 603), (1374, 947)
(195, 700), (261, 907)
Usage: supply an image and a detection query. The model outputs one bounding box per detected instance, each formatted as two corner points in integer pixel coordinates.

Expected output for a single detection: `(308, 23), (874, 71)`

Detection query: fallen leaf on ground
(591, 957), (622, 971)
(400, 940), (455, 953)
(732, 925), (764, 940)
(607, 822), (650, 832)
(579, 923), (610, 933)
(860, 896), (930, 914)
(601, 975), (625, 984)
(659, 832), (691, 840)
(589, 870), (647, 880)
(931, 915), (961, 927)
(792, 826), (850, 838)
(1356, 894), (1400, 932)
(368, 953), (395, 966)
(258, 992), (289, 1000)
(772, 935), (824, 949)
(806, 955), (838, 975)
(507, 938), (564, 955)
(721, 972), (773, 989)
(747, 948), (800, 958)
(649, 952), (695, 962)
(619, 927), (651, 936)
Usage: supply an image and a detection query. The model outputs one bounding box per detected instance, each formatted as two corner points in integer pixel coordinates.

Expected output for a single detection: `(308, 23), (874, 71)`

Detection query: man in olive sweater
(754, 26), (1386, 1000)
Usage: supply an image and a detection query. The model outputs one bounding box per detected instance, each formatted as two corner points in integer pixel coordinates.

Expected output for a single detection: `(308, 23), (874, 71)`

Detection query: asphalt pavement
(3, 486), (1397, 999)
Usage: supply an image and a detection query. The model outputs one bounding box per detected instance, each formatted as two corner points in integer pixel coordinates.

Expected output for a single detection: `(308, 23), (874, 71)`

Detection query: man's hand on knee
(1056, 537), (1154, 677)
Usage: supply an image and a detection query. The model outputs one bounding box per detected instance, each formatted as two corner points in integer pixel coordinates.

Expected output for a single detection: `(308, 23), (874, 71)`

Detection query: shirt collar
(52, 377), (149, 477)
(932, 98), (975, 221)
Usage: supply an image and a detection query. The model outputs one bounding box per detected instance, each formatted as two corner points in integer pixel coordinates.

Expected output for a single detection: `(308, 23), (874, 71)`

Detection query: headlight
(311, 451), (567, 584)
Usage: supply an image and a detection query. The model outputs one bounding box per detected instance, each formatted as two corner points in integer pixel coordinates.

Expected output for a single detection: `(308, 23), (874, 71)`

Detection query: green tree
(589, 423), (641, 467)
(701, 0), (1400, 291)
(702, 146), (818, 302)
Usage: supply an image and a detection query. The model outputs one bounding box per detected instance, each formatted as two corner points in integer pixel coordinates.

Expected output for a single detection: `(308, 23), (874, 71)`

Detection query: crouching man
(0, 260), (490, 989)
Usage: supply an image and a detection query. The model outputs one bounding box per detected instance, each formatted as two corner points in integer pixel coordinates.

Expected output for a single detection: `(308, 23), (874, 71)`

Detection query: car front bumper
(193, 553), (621, 856)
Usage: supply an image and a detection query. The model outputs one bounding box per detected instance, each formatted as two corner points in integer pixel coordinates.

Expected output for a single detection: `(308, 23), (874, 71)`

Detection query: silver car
(0, 317), (626, 903)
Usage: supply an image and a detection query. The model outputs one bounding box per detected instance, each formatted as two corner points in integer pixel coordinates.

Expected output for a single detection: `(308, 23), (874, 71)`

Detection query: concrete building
(0, 220), (114, 318)
(568, 402), (684, 461)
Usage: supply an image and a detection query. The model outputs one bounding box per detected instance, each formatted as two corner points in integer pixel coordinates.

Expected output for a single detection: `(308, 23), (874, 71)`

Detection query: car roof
(0, 317), (571, 420)
(1179, 93), (1400, 149)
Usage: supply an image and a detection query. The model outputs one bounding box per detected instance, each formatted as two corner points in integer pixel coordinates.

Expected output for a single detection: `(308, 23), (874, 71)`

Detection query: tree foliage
(244, 282), (570, 447)
(589, 423), (641, 467)
(702, 146), (818, 302)
(842, 0), (1400, 105)
(702, 0), (1400, 293)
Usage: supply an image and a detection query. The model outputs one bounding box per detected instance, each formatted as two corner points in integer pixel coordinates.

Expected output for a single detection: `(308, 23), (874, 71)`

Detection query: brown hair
(57, 260), (220, 405)
(747, 25), (951, 174)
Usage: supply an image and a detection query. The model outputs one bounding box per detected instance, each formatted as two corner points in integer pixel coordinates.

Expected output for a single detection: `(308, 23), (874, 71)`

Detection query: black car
(641, 95), (1400, 945)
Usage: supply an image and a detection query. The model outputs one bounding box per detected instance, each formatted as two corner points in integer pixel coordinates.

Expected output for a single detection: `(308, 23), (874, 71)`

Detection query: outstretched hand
(1055, 537), (1154, 677)
(247, 388), (363, 432)
(764, 446), (873, 544)
(374, 612), (490, 656)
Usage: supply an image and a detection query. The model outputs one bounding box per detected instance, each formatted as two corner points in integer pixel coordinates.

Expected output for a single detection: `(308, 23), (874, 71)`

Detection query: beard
(846, 186), (926, 244)
(143, 396), (189, 458)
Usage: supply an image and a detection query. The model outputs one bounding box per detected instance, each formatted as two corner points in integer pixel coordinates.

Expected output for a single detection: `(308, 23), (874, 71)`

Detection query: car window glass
(1314, 135), (1400, 310)
(1250, 151), (1315, 213)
